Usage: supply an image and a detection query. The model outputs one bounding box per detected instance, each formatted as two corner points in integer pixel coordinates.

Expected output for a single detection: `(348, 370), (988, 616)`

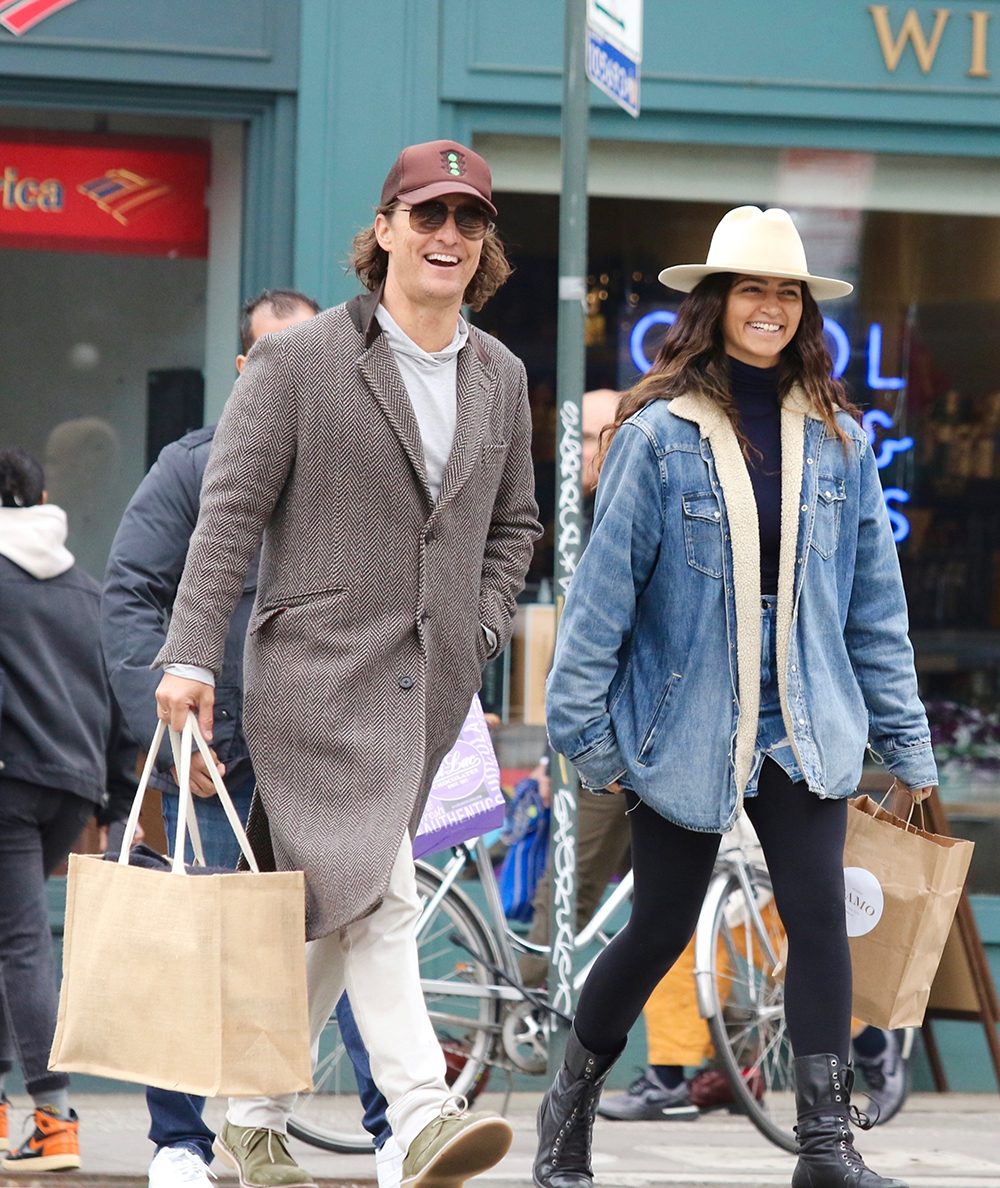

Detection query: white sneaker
(376, 1135), (404, 1188)
(148, 1145), (216, 1187)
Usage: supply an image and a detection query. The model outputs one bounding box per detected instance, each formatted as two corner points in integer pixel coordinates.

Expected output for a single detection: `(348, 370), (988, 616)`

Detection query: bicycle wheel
(701, 867), (797, 1153)
(289, 861), (503, 1153)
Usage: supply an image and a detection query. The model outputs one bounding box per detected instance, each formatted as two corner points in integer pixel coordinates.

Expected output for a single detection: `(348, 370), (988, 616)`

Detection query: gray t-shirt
(374, 304), (468, 504)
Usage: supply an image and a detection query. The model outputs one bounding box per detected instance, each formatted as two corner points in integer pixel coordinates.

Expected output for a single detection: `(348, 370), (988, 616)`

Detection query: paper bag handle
(876, 780), (926, 832)
(119, 714), (260, 874)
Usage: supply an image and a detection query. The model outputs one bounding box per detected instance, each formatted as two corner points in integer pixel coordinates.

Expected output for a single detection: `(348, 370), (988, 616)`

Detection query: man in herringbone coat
(154, 142), (540, 1188)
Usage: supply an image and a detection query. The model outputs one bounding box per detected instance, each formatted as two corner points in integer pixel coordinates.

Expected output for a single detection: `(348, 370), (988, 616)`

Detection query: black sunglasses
(395, 200), (494, 241)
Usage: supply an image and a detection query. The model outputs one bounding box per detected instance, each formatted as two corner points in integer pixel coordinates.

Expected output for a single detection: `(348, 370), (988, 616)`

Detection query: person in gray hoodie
(0, 446), (136, 1175)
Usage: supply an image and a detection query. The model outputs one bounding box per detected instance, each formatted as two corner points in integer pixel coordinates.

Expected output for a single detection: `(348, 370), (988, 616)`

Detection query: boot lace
(550, 1077), (600, 1172)
(239, 1127), (292, 1164)
(850, 1102), (879, 1131)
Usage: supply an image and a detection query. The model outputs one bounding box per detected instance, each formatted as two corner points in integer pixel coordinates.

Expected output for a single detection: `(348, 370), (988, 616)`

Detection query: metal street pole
(547, 0), (588, 1074)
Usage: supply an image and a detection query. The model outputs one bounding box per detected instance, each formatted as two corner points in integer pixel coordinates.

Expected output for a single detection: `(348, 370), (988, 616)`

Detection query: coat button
(425, 528), (436, 542)
(398, 676), (415, 689)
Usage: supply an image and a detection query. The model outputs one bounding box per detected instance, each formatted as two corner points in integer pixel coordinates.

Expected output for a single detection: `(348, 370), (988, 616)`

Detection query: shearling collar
(668, 383), (820, 426)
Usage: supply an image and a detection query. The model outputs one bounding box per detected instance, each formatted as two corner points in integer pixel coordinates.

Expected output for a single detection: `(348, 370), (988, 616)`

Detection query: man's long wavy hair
(349, 204), (512, 312)
(598, 272), (857, 468)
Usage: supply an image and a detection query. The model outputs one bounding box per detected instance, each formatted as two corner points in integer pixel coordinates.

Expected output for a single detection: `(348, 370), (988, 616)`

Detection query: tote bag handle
(119, 714), (260, 874)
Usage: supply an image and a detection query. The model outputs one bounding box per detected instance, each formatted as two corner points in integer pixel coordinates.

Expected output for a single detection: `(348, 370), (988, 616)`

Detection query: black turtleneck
(729, 356), (781, 597)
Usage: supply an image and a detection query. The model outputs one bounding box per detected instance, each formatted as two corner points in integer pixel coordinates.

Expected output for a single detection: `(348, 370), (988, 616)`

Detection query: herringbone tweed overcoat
(156, 289), (541, 938)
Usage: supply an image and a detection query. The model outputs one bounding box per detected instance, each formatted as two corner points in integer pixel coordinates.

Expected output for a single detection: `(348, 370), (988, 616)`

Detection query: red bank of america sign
(0, 0), (82, 36)
(0, 129), (209, 257)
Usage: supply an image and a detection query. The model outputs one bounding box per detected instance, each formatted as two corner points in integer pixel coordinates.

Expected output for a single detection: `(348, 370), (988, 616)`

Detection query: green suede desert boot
(402, 1096), (513, 1188)
(212, 1120), (316, 1188)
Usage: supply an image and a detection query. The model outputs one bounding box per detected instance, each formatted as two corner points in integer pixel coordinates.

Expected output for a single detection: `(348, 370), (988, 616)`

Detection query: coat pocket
(682, 491), (724, 578)
(636, 671), (683, 767)
(248, 588), (348, 635)
(811, 477), (847, 559)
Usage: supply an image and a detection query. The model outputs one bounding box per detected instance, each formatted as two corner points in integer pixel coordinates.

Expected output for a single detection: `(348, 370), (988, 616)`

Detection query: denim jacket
(546, 388), (937, 833)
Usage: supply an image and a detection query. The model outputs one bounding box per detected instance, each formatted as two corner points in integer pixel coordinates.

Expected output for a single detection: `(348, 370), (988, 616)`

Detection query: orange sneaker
(2, 1105), (80, 1172)
(0, 1094), (8, 1152)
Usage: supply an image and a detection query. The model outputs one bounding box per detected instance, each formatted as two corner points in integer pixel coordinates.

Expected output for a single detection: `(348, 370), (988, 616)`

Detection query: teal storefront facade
(2, 0), (999, 1091)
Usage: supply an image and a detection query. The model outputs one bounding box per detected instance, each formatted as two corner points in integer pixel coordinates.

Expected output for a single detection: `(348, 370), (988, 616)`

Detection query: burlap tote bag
(50, 715), (312, 1096)
(844, 793), (974, 1030)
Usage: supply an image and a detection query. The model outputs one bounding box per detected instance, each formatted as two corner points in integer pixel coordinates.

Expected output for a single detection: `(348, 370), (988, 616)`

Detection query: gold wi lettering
(968, 10), (991, 75)
(869, 5), (952, 72)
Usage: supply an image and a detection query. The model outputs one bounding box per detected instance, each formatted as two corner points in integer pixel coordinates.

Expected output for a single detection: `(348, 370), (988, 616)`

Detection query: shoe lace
(164, 1147), (217, 1182)
(239, 1127), (291, 1164)
(440, 1095), (469, 1120)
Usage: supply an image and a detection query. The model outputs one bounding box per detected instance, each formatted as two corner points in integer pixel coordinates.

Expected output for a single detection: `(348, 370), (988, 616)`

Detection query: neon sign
(866, 324), (905, 390)
(862, 409), (913, 543)
(628, 312), (914, 545)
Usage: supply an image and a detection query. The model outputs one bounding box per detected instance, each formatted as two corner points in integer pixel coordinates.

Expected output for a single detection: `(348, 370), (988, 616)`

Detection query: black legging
(573, 758), (852, 1062)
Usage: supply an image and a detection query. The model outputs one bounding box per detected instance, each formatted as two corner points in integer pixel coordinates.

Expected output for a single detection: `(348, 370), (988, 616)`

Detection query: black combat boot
(791, 1053), (908, 1188)
(533, 1026), (622, 1188)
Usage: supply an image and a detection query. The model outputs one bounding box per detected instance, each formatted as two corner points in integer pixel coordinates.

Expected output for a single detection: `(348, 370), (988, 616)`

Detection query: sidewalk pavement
(2, 1091), (998, 1188)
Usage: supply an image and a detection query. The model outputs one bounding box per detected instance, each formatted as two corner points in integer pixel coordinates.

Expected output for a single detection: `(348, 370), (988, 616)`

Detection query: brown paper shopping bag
(844, 794), (974, 1030)
(50, 716), (312, 1097)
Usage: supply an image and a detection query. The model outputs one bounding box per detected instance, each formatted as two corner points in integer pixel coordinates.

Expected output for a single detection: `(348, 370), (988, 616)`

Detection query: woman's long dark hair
(598, 272), (857, 467)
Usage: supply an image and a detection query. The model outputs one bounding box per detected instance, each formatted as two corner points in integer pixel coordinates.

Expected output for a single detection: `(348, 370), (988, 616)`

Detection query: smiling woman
(722, 276), (802, 368)
(538, 204), (932, 1188)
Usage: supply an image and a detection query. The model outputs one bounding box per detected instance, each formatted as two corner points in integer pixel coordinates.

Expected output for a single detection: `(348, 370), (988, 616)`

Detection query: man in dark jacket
(103, 290), (396, 1188)
(0, 447), (137, 1175)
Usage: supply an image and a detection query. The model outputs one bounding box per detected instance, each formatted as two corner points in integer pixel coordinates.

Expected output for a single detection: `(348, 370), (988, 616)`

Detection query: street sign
(586, 0), (642, 117)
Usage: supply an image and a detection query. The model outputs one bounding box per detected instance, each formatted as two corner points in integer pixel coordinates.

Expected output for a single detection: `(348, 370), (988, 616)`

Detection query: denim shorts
(743, 595), (804, 796)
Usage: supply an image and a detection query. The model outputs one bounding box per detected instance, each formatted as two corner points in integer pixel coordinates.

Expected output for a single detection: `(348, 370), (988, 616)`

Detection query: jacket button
(399, 676), (415, 689)
(425, 528), (436, 542)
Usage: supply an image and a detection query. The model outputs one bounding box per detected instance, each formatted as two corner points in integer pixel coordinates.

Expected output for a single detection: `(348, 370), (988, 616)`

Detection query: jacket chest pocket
(811, 477), (846, 559)
(682, 491), (724, 578)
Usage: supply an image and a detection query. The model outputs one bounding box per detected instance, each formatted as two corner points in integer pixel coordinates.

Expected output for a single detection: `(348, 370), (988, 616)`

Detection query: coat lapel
(667, 393), (761, 802)
(357, 335), (434, 509)
(435, 339), (492, 511)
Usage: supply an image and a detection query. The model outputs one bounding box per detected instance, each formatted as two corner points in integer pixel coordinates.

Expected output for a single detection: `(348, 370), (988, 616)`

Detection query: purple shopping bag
(413, 696), (505, 859)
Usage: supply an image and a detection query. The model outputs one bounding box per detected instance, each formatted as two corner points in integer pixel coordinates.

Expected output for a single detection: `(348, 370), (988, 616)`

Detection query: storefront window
(478, 162), (1000, 863)
(0, 117), (214, 578)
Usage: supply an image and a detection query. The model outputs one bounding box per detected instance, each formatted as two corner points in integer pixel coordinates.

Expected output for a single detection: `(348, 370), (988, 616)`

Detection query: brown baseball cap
(380, 140), (497, 217)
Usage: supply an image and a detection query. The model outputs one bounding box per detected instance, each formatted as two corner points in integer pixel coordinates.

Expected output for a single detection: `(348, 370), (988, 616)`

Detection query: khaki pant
(520, 788), (631, 987)
(227, 836), (449, 1153)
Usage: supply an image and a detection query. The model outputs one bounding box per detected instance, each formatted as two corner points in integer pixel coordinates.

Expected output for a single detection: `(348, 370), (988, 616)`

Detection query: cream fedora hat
(658, 206), (853, 301)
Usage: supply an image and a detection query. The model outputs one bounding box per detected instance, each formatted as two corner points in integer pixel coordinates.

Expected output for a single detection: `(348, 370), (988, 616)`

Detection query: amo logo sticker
(844, 866), (885, 937)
